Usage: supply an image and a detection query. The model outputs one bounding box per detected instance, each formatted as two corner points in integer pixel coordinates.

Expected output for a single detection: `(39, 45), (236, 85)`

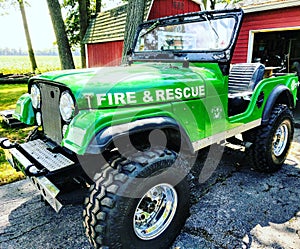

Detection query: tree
(0, 0), (38, 72)
(18, 0), (37, 72)
(121, 0), (145, 64)
(95, 0), (101, 12)
(63, 0), (80, 49)
(78, 0), (88, 68)
(46, 0), (75, 69)
(63, 0), (102, 68)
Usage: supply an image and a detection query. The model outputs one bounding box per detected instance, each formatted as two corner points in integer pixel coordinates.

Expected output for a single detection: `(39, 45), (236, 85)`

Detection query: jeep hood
(30, 63), (214, 109)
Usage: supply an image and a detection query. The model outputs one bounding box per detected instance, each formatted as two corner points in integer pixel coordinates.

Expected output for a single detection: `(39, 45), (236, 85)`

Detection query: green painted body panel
(63, 104), (175, 154)
(30, 62), (224, 154)
(28, 63), (298, 155)
(24, 62), (298, 155)
(13, 93), (35, 125)
(30, 63), (212, 109)
(229, 75), (298, 124)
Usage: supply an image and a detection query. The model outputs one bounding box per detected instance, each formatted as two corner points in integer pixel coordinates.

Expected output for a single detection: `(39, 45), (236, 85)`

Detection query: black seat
(228, 63), (265, 116)
(228, 63), (265, 96)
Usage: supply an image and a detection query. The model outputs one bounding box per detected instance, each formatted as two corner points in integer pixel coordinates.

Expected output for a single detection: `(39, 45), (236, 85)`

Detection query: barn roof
(83, 0), (154, 44)
(240, 0), (300, 13)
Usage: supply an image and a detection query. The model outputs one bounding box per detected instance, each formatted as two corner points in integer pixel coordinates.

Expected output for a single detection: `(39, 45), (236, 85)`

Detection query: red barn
(84, 0), (201, 67)
(232, 0), (300, 71)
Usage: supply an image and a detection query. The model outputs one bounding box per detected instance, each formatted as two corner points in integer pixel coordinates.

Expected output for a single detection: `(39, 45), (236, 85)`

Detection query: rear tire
(83, 148), (190, 249)
(246, 104), (294, 172)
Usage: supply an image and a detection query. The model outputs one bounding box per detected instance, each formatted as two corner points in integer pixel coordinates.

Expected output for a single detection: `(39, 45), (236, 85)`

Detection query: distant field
(0, 55), (81, 74)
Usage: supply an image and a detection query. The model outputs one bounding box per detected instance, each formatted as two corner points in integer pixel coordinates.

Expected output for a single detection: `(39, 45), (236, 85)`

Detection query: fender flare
(85, 116), (193, 154)
(262, 85), (294, 125)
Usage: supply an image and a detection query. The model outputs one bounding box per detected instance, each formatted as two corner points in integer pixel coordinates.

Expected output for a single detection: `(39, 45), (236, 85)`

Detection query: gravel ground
(0, 124), (300, 249)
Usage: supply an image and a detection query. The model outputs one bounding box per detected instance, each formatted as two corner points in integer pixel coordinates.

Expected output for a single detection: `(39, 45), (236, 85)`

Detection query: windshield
(135, 16), (236, 52)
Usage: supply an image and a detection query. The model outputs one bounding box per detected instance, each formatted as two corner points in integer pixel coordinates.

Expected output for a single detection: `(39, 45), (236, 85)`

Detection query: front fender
(85, 116), (193, 154)
(62, 105), (186, 155)
(13, 93), (35, 125)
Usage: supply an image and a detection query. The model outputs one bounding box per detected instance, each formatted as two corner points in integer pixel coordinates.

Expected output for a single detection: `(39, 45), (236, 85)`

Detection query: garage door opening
(251, 29), (300, 73)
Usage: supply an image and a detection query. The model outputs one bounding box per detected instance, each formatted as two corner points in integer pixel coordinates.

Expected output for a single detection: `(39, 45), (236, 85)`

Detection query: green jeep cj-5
(1, 9), (299, 249)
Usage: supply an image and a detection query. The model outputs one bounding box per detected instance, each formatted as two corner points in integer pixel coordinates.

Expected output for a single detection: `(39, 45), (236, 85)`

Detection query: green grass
(0, 55), (81, 74)
(0, 152), (25, 185)
(0, 84), (31, 185)
(0, 124), (33, 185)
(0, 84), (28, 110)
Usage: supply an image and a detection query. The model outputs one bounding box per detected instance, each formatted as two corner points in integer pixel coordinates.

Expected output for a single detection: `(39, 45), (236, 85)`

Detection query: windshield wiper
(203, 14), (219, 46)
(140, 21), (160, 38)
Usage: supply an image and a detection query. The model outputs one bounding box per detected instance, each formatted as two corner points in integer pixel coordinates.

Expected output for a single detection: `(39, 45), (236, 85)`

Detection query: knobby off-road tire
(247, 104), (294, 172)
(83, 148), (190, 249)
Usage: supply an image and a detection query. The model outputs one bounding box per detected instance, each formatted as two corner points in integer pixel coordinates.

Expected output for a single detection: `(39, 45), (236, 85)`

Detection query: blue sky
(0, 0), (123, 50)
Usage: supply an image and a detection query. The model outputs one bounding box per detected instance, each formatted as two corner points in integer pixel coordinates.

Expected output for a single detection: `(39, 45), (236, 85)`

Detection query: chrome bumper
(30, 176), (63, 212)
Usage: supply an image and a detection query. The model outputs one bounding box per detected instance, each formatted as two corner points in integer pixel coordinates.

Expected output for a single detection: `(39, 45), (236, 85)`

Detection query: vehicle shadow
(0, 187), (92, 249)
(174, 141), (300, 249)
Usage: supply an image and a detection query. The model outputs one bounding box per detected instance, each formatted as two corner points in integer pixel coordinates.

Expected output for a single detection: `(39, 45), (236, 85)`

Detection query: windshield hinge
(183, 57), (189, 68)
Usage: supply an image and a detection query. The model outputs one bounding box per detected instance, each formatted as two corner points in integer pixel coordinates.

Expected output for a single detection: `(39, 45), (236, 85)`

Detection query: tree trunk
(79, 0), (88, 68)
(201, 0), (216, 10)
(201, 0), (207, 10)
(210, 0), (216, 10)
(96, 0), (101, 13)
(46, 0), (75, 70)
(18, 0), (38, 72)
(121, 0), (145, 65)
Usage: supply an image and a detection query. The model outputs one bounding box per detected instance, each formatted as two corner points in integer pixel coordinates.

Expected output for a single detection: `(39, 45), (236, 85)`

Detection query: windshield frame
(131, 9), (244, 65)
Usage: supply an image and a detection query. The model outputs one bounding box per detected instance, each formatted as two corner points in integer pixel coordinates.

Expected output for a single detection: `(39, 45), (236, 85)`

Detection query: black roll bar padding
(292, 61), (300, 82)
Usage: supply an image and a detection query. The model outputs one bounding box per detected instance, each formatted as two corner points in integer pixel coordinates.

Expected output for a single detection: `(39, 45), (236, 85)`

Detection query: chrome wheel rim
(133, 183), (178, 240)
(273, 123), (289, 157)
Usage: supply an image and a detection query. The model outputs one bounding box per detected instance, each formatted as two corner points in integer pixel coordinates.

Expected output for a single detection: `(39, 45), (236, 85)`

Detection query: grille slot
(39, 83), (63, 144)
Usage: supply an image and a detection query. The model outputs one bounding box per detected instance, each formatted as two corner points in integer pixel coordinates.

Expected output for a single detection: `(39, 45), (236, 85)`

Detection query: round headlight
(31, 84), (41, 109)
(59, 91), (75, 122)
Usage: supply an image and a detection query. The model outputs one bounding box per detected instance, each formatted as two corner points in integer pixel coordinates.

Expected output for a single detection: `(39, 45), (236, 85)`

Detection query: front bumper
(0, 138), (77, 212)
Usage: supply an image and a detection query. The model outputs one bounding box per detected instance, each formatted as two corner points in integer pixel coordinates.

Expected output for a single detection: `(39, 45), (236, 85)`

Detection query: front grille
(39, 83), (63, 144)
